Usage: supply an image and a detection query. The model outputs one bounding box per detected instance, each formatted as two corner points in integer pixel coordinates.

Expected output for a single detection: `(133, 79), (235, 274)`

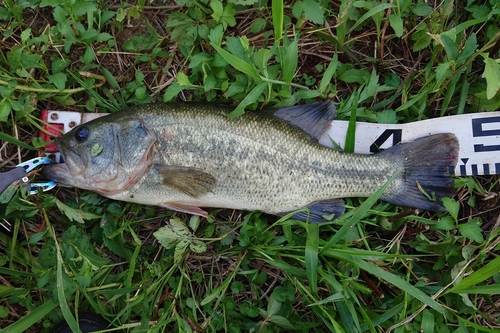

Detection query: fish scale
(44, 101), (458, 222)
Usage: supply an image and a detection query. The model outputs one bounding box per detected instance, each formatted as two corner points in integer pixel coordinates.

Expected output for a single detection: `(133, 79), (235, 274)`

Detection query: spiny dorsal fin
(154, 165), (216, 198)
(267, 101), (336, 140)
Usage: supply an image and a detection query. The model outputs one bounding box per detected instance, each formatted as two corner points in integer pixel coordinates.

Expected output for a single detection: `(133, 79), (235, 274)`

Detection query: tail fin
(381, 133), (459, 211)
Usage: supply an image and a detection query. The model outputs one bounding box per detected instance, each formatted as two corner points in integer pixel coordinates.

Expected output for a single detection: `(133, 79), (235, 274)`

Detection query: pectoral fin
(159, 202), (208, 217)
(154, 165), (216, 197)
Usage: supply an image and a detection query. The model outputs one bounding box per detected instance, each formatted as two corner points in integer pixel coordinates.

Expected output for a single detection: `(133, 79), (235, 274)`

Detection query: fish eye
(74, 127), (89, 142)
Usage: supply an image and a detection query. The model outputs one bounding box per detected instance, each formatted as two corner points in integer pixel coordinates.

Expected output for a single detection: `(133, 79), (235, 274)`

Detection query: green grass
(1, 0), (500, 332)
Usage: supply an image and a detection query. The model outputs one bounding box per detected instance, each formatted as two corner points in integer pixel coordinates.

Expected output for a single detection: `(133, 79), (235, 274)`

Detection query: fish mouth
(42, 162), (70, 184)
(42, 138), (86, 185)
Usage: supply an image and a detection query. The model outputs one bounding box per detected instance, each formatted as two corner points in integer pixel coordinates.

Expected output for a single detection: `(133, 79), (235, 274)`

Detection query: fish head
(43, 115), (156, 196)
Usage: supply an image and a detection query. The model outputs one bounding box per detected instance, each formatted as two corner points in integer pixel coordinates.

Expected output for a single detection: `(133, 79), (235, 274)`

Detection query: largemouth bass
(43, 101), (458, 222)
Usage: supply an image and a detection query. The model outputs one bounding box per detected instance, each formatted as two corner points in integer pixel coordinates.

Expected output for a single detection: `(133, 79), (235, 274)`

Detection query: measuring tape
(319, 113), (500, 176)
(41, 110), (500, 176)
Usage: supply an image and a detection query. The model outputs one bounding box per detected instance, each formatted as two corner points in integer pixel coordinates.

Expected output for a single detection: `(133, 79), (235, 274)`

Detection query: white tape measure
(42, 110), (500, 177)
(319, 112), (500, 176)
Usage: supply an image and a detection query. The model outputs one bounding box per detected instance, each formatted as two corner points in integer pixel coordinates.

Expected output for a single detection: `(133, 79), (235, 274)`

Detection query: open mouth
(42, 162), (70, 184)
(42, 138), (86, 184)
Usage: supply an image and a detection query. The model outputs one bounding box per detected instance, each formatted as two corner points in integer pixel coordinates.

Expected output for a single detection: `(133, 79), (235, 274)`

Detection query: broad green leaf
(281, 38), (298, 83)
(420, 310), (434, 333)
(154, 218), (192, 249)
(292, 1), (304, 20)
(338, 69), (370, 84)
(441, 34), (458, 60)
(210, 0), (224, 21)
(458, 221), (484, 243)
(21, 28), (31, 43)
(302, 0), (324, 25)
(189, 215), (201, 232)
(269, 315), (295, 330)
(211, 43), (260, 80)
(163, 82), (186, 102)
(52, 5), (66, 23)
(55, 199), (101, 224)
(226, 81), (267, 118)
(240, 302), (260, 317)
(442, 197), (459, 221)
(90, 143), (103, 156)
(101, 66), (120, 89)
(413, 34), (431, 51)
(0, 100), (11, 121)
(266, 293), (281, 317)
(457, 33), (477, 63)
(359, 68), (380, 103)
(482, 55), (500, 99)
(376, 109), (397, 124)
(189, 239), (207, 253)
(177, 72), (193, 86)
(436, 216), (455, 231)
(72, 1), (97, 16)
(0, 7), (12, 20)
(250, 17), (267, 33)
(388, 14), (403, 37)
(412, 2), (433, 16)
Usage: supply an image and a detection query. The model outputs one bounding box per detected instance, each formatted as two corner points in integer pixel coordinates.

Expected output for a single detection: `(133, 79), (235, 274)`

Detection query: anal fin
(278, 199), (345, 223)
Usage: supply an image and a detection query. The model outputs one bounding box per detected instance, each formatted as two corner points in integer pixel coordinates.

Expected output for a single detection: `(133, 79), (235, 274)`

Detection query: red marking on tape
(40, 110), (63, 152)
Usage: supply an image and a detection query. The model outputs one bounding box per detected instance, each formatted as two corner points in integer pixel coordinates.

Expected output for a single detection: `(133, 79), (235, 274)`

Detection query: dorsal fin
(266, 101), (336, 140)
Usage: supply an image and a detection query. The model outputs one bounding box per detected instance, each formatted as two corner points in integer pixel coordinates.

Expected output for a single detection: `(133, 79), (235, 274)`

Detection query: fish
(43, 101), (459, 223)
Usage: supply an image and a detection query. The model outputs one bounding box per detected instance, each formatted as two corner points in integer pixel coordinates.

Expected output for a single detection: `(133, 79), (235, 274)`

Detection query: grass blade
(0, 132), (37, 151)
(319, 53), (338, 95)
(272, 0), (283, 44)
(451, 284), (500, 294)
(344, 90), (358, 153)
(305, 223), (319, 294)
(447, 256), (500, 294)
(0, 300), (57, 333)
(321, 171), (398, 252)
(350, 256), (445, 314)
(349, 4), (395, 33)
